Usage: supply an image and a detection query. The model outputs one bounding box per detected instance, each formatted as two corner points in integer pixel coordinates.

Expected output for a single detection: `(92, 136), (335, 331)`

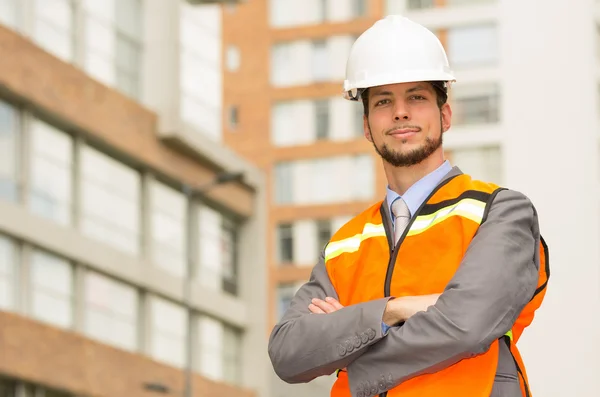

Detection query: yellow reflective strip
(505, 329), (513, 341)
(325, 223), (385, 262)
(407, 199), (486, 237)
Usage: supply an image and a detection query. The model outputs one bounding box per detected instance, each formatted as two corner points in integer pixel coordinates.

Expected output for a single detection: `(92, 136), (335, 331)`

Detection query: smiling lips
(389, 127), (420, 139)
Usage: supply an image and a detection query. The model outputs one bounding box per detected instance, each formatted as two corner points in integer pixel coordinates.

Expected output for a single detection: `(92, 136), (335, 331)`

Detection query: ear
(441, 103), (452, 133)
(363, 115), (373, 142)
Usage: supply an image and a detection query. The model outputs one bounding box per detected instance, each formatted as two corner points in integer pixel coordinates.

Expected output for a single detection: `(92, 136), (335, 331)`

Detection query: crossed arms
(267, 190), (541, 395)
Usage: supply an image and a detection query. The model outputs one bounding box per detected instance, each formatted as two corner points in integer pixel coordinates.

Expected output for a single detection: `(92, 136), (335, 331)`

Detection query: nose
(393, 102), (410, 121)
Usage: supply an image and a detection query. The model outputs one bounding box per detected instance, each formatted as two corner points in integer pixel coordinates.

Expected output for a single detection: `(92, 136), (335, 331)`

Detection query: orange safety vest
(325, 174), (549, 397)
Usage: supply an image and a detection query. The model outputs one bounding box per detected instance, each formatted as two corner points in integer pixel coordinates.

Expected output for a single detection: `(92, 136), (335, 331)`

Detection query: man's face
(364, 82), (452, 167)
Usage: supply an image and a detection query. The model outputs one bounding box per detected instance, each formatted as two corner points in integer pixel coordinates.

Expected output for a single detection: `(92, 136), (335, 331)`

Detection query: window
(226, 45), (240, 72)
(180, 2), (222, 141)
(447, 24), (498, 68)
(312, 40), (329, 82)
(197, 206), (238, 295)
(197, 205), (221, 290)
(196, 317), (242, 384)
(446, 146), (502, 184)
(451, 83), (500, 125)
(271, 37), (352, 87)
(150, 181), (186, 277)
(33, 0), (74, 62)
(0, 378), (16, 397)
(315, 100), (329, 140)
(274, 163), (293, 204)
(274, 155), (374, 205)
(0, 0), (19, 29)
(223, 325), (242, 385)
(270, 0), (366, 26)
(84, 271), (138, 351)
(81, 146), (141, 255)
(0, 101), (19, 202)
(407, 0), (435, 9)
(0, 235), (17, 311)
(198, 316), (223, 381)
(316, 220), (332, 250)
(29, 119), (73, 226)
(354, 102), (364, 137)
(30, 249), (73, 329)
(149, 296), (187, 368)
(221, 218), (238, 296)
(228, 106), (239, 129)
(83, 0), (142, 98)
(277, 224), (294, 263)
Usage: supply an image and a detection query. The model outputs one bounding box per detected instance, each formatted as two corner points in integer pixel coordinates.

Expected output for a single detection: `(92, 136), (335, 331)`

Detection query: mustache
(384, 125), (422, 135)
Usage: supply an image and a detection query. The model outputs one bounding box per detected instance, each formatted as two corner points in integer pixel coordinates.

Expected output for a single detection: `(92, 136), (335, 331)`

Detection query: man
(268, 15), (549, 397)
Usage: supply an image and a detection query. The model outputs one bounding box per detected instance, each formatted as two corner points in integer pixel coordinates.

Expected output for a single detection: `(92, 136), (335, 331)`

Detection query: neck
(384, 150), (445, 196)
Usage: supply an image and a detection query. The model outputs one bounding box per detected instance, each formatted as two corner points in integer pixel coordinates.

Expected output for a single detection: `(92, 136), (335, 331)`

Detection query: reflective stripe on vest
(325, 198), (487, 262)
(325, 223), (386, 262)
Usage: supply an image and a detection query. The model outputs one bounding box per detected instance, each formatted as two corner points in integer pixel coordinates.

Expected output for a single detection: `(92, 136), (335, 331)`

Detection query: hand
(382, 294), (441, 326)
(309, 297), (344, 314)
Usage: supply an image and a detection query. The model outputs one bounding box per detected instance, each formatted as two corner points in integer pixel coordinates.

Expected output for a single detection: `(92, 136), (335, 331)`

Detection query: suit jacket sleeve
(346, 189), (541, 396)
(268, 251), (392, 384)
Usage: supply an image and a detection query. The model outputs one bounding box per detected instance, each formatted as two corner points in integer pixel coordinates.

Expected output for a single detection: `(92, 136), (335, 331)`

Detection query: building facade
(0, 1), (270, 397)
(223, 0), (600, 396)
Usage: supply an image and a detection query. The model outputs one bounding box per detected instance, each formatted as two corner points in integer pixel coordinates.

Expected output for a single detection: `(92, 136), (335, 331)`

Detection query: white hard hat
(343, 15), (456, 101)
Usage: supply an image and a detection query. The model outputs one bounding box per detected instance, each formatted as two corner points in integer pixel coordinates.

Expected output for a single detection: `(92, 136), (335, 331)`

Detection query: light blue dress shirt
(382, 160), (453, 334)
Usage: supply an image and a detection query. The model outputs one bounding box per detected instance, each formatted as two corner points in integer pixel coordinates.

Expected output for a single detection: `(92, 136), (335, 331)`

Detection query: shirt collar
(386, 160), (453, 220)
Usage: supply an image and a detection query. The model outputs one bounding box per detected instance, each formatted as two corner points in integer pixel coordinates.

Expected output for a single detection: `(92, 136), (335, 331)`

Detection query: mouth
(388, 127), (420, 139)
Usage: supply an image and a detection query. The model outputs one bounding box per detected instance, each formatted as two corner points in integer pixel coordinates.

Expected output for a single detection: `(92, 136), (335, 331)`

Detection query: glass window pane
(30, 249), (73, 328)
(274, 163), (293, 204)
(29, 119), (73, 225)
(314, 100), (329, 140)
(447, 146), (503, 184)
(277, 283), (301, 320)
(115, 0), (141, 40)
(221, 218), (238, 295)
(33, 0), (73, 62)
(84, 271), (138, 350)
(0, 235), (17, 311)
(312, 40), (329, 81)
(0, 101), (19, 202)
(197, 205), (221, 290)
(197, 315), (224, 380)
(277, 224), (294, 263)
(150, 181), (186, 277)
(223, 325), (241, 385)
(81, 146), (140, 255)
(447, 24), (498, 67)
(83, 0), (115, 23)
(150, 296), (187, 367)
(451, 83), (500, 125)
(0, 378), (16, 397)
(0, 0), (19, 29)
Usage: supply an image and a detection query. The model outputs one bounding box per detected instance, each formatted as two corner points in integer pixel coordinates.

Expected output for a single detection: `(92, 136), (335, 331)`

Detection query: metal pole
(183, 184), (193, 397)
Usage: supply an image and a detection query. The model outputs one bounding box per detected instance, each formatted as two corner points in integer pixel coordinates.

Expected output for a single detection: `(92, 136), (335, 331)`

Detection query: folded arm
(268, 253), (392, 384)
(347, 189), (541, 396)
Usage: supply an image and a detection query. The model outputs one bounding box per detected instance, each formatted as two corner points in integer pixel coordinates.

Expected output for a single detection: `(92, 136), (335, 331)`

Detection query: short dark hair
(361, 81), (448, 117)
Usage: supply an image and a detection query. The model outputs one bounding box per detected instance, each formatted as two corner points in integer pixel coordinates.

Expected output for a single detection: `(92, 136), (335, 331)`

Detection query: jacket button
(360, 332), (369, 344)
(367, 328), (376, 340)
(353, 335), (361, 348)
(370, 381), (378, 395)
(338, 344), (346, 356)
(345, 339), (353, 352)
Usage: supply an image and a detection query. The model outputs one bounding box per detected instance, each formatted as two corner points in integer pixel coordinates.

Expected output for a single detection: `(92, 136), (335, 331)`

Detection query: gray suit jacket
(268, 169), (541, 397)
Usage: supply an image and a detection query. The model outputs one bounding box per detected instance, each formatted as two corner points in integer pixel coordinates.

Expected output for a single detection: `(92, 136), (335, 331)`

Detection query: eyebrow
(371, 84), (433, 97)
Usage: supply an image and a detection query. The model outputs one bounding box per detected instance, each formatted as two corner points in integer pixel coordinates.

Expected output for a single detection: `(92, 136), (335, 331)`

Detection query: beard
(369, 125), (443, 168)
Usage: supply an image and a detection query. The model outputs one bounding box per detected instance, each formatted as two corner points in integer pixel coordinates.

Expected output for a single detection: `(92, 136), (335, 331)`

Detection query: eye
(409, 95), (427, 101)
(375, 99), (391, 106)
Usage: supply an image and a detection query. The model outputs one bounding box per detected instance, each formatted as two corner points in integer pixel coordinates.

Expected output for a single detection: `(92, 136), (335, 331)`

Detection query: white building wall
(500, 0), (600, 396)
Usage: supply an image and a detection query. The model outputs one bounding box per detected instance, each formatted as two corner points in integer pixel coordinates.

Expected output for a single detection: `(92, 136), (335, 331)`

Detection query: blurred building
(224, 0), (600, 397)
(0, 1), (270, 397)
